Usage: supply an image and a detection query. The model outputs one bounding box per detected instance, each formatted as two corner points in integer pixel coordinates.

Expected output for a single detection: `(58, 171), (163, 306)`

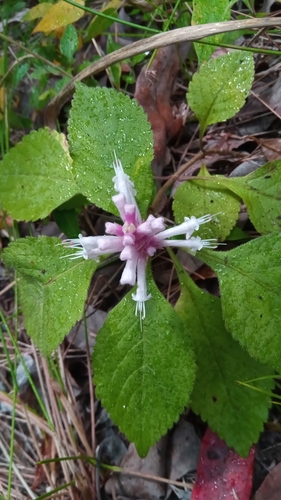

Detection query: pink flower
(63, 155), (217, 320)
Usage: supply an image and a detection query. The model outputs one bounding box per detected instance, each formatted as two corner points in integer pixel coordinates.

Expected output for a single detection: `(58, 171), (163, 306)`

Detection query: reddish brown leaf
(31, 435), (53, 490)
(134, 44), (189, 176)
(191, 428), (255, 500)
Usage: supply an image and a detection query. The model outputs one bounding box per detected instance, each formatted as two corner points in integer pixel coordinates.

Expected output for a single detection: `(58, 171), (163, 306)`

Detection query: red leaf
(191, 428), (255, 500)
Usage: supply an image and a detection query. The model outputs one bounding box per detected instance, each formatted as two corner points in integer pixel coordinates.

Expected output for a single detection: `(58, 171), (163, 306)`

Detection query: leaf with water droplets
(173, 255), (273, 457)
(0, 128), (79, 220)
(3, 237), (96, 355)
(216, 161), (281, 234)
(173, 165), (241, 240)
(60, 24), (79, 62)
(192, 0), (230, 64)
(93, 274), (196, 456)
(33, 0), (85, 33)
(200, 234), (281, 372)
(188, 52), (254, 138)
(68, 83), (154, 218)
(23, 2), (52, 21)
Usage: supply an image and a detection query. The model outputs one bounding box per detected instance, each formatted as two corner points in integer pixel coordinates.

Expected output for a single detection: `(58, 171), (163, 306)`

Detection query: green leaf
(55, 75), (72, 94)
(68, 84), (154, 218)
(176, 10), (191, 29)
(219, 162), (281, 234)
(13, 61), (30, 86)
(200, 234), (281, 372)
(173, 255), (273, 456)
(85, 7), (117, 40)
(226, 226), (249, 241)
(3, 237), (97, 355)
(60, 24), (79, 62)
(53, 208), (80, 238)
(93, 275), (196, 457)
(192, 0), (230, 64)
(107, 36), (122, 89)
(0, 128), (79, 221)
(56, 193), (89, 211)
(173, 165), (240, 240)
(188, 52), (254, 138)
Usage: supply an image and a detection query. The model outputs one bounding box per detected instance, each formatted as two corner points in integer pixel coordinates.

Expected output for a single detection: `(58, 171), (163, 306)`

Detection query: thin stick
(22, 404), (55, 489)
(0, 436), (37, 499)
(151, 151), (204, 211)
(0, 33), (71, 78)
(45, 17), (281, 128)
(84, 311), (97, 497)
(52, 381), (93, 456)
(0, 281), (15, 297)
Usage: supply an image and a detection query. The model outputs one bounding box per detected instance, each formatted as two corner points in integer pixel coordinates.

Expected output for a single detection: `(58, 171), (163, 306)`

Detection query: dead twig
(45, 17), (281, 129)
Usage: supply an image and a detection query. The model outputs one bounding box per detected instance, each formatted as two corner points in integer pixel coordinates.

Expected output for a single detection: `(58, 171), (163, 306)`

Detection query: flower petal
(97, 235), (123, 253)
(154, 214), (212, 242)
(162, 235), (217, 253)
(105, 222), (123, 236)
(132, 258), (151, 320)
(62, 234), (100, 260)
(112, 153), (141, 224)
(120, 253), (138, 286)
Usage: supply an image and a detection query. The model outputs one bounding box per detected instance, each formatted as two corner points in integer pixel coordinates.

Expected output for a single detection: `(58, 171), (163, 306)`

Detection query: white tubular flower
(132, 258), (152, 325)
(62, 234), (100, 260)
(154, 215), (212, 242)
(62, 154), (218, 322)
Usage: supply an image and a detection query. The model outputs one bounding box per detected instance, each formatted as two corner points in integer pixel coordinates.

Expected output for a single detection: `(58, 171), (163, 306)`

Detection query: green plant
(1, 43), (279, 456)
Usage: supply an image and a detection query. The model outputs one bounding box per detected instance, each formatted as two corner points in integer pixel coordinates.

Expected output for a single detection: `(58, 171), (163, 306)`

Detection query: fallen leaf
(105, 438), (167, 499)
(254, 462), (281, 500)
(251, 73), (281, 119)
(33, 0), (85, 33)
(166, 419), (200, 499)
(23, 3), (52, 21)
(261, 138), (281, 161)
(134, 44), (190, 176)
(191, 428), (255, 500)
(31, 435), (53, 490)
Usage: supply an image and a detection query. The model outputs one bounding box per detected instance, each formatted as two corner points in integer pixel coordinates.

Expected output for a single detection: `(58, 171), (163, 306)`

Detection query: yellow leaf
(23, 3), (52, 21)
(53, 26), (66, 39)
(0, 87), (5, 120)
(78, 34), (83, 50)
(101, 0), (124, 10)
(33, 0), (85, 34)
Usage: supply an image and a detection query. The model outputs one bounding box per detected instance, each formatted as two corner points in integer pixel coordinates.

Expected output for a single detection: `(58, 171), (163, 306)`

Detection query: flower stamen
(62, 155), (219, 326)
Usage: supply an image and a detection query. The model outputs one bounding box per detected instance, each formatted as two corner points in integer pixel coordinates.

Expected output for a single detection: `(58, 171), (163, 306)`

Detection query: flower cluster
(63, 156), (217, 320)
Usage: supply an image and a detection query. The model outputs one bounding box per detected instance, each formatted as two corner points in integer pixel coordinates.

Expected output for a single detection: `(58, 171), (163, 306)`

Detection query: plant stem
(63, 0), (160, 34)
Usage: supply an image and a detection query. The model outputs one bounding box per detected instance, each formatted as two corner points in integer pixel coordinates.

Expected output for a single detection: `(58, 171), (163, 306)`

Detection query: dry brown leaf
(167, 419), (200, 484)
(134, 44), (189, 176)
(254, 462), (281, 500)
(105, 438), (167, 499)
(261, 138), (281, 161)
